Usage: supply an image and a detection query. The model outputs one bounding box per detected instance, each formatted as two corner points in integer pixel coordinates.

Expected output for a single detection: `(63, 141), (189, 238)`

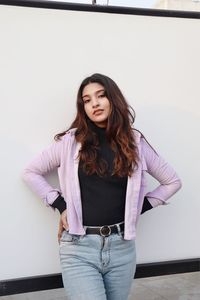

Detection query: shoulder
(132, 128), (142, 145)
(132, 128), (142, 138)
(53, 128), (77, 147)
(58, 128), (77, 139)
(67, 128), (77, 136)
(132, 129), (158, 155)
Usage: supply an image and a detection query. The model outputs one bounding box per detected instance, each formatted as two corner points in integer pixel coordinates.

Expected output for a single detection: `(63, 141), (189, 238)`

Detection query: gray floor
(1, 271), (200, 300)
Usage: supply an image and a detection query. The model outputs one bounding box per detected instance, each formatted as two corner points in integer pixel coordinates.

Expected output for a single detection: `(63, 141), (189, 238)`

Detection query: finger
(61, 218), (69, 231)
(58, 220), (65, 243)
(58, 220), (63, 230)
(58, 228), (64, 243)
(62, 225), (69, 231)
(58, 226), (64, 235)
(58, 221), (65, 233)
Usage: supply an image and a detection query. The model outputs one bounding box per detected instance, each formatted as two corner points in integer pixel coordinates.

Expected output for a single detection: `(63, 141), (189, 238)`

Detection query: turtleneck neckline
(90, 122), (106, 135)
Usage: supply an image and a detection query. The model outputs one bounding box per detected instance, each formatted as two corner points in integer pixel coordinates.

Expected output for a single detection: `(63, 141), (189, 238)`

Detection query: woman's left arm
(141, 137), (182, 208)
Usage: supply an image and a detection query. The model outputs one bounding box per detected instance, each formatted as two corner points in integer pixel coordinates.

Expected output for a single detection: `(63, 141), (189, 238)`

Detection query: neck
(89, 122), (106, 133)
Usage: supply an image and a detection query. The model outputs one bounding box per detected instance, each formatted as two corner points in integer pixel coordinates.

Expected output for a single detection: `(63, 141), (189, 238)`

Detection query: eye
(98, 94), (106, 98)
(83, 99), (90, 104)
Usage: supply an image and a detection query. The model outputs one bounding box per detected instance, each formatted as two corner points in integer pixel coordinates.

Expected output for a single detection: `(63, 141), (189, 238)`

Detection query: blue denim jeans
(59, 230), (136, 300)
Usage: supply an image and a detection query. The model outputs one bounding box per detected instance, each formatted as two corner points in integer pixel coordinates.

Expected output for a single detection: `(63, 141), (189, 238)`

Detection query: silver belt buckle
(100, 225), (111, 237)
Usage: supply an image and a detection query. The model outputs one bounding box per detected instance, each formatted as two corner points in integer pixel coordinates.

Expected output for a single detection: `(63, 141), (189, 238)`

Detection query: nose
(92, 97), (100, 108)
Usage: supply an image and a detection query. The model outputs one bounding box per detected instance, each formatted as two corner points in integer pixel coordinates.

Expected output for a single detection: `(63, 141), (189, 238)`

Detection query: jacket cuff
(141, 196), (153, 214)
(51, 194), (66, 214)
(147, 197), (167, 208)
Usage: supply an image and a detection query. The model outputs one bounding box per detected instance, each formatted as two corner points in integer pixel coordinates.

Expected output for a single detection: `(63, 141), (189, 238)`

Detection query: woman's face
(82, 82), (111, 128)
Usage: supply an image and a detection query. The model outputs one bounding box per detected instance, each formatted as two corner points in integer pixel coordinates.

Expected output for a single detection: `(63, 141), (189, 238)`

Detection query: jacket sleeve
(141, 137), (182, 208)
(22, 136), (65, 208)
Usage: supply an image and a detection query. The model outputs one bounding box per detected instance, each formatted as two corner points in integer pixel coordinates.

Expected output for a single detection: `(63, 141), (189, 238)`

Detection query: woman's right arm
(22, 136), (65, 208)
(22, 135), (69, 240)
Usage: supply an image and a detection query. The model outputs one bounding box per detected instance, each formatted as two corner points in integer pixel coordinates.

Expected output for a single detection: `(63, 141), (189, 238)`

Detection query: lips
(93, 109), (103, 115)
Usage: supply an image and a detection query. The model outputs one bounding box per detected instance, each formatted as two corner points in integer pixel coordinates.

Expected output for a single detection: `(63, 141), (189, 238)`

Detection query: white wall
(0, 4), (199, 281)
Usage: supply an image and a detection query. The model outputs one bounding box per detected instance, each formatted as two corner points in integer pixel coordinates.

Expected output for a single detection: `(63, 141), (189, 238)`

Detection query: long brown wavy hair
(54, 73), (141, 177)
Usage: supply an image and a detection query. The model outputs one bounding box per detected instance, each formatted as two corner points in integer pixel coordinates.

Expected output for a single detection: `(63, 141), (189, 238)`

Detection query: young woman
(22, 73), (182, 300)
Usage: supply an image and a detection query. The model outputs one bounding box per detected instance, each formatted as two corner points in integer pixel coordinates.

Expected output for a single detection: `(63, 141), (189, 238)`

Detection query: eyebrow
(82, 89), (105, 99)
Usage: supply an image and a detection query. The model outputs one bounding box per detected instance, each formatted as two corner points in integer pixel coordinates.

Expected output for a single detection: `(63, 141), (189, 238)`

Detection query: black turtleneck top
(78, 123), (127, 226)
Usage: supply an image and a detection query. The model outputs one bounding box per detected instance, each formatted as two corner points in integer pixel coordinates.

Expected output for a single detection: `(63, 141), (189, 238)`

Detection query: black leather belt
(85, 222), (124, 237)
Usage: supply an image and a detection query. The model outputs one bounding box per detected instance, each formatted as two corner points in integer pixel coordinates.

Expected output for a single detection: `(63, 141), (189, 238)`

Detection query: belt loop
(84, 225), (88, 234)
(116, 223), (122, 237)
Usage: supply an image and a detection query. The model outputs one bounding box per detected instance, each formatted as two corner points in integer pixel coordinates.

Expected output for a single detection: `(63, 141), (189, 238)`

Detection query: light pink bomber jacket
(22, 129), (182, 240)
